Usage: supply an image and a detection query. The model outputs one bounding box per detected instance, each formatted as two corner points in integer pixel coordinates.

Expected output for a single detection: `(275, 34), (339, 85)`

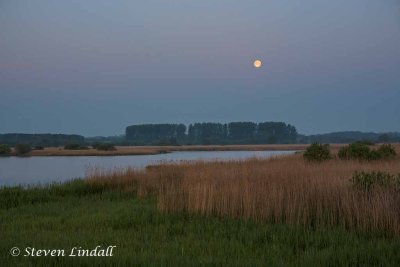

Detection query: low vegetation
(0, 144), (11, 155)
(303, 143), (331, 161)
(64, 143), (89, 150)
(2, 177), (400, 266)
(10, 144), (312, 157)
(338, 143), (396, 161)
(2, 145), (400, 265)
(352, 171), (400, 192)
(14, 143), (31, 156)
(93, 143), (116, 151)
(87, 149), (400, 236)
(376, 144), (397, 158)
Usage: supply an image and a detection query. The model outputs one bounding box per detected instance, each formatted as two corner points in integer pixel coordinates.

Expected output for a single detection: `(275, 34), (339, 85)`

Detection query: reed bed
(27, 144), (317, 156)
(86, 153), (400, 235)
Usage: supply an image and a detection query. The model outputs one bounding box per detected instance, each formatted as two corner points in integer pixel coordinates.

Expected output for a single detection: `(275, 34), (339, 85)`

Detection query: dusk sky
(1, 0), (399, 136)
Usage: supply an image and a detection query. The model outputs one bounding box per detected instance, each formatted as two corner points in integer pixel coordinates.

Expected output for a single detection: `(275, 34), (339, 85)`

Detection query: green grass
(1, 181), (400, 266)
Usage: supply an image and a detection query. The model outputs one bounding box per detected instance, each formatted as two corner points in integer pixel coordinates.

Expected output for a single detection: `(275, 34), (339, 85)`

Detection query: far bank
(8, 144), (316, 157)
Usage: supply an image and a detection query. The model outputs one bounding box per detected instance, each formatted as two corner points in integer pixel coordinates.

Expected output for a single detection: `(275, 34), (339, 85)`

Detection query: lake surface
(0, 150), (294, 187)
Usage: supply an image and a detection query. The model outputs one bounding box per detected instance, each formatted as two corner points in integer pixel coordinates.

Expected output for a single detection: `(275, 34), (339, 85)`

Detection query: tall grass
(86, 153), (400, 235)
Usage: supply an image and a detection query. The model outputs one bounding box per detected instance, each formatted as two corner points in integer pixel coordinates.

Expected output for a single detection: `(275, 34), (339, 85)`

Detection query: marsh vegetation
(87, 146), (400, 236)
(2, 144), (400, 265)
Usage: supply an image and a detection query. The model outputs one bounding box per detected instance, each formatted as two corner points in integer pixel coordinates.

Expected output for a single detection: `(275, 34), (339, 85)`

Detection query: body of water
(0, 150), (294, 186)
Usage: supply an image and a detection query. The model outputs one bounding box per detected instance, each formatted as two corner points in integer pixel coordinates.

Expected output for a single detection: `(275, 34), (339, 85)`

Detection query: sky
(1, 0), (399, 136)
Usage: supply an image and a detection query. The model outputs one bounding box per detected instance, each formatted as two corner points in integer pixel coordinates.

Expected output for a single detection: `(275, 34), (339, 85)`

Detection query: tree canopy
(126, 121), (298, 145)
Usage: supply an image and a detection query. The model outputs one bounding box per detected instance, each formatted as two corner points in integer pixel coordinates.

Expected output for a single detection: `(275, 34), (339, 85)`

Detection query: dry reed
(27, 144), (318, 156)
(86, 152), (400, 235)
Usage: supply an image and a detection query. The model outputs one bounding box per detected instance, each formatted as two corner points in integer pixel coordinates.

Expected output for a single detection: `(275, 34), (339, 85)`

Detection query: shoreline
(5, 144), (348, 157)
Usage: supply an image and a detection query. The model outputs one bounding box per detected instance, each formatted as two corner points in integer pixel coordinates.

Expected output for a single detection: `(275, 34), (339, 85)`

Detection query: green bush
(91, 142), (101, 149)
(34, 145), (44, 150)
(366, 150), (381, 161)
(14, 144), (32, 156)
(303, 143), (331, 162)
(64, 143), (89, 150)
(339, 143), (396, 161)
(351, 171), (400, 192)
(338, 143), (370, 160)
(0, 144), (11, 155)
(95, 143), (116, 151)
(354, 140), (375, 146)
(376, 144), (396, 159)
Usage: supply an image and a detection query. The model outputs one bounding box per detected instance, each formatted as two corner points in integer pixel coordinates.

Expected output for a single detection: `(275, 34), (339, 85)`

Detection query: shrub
(352, 171), (400, 192)
(64, 143), (89, 150)
(366, 150), (381, 161)
(338, 143), (370, 160)
(34, 145), (44, 150)
(0, 144), (11, 155)
(96, 143), (116, 151)
(91, 142), (101, 149)
(15, 144), (32, 156)
(303, 143), (331, 162)
(376, 144), (396, 159)
(339, 143), (396, 161)
(354, 140), (375, 146)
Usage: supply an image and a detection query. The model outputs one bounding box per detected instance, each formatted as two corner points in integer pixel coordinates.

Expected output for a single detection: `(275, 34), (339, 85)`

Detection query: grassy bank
(1, 180), (400, 266)
(15, 144), (315, 157)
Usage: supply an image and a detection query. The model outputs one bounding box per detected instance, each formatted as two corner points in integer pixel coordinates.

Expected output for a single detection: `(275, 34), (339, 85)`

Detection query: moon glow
(253, 59), (262, 68)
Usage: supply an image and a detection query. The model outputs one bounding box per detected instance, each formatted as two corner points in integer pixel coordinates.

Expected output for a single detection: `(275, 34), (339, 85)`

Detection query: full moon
(253, 59), (262, 68)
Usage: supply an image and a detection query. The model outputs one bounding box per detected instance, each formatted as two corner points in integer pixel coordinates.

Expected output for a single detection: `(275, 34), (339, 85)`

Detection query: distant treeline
(2, 127), (399, 147)
(0, 134), (85, 147)
(126, 122), (298, 145)
(298, 131), (400, 144)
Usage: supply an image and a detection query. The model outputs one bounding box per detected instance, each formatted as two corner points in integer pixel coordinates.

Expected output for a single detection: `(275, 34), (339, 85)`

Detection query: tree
(228, 122), (256, 141)
(126, 124), (186, 145)
(125, 121), (299, 145)
(0, 144), (11, 155)
(256, 122), (297, 144)
(15, 144), (31, 156)
(0, 133), (84, 147)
